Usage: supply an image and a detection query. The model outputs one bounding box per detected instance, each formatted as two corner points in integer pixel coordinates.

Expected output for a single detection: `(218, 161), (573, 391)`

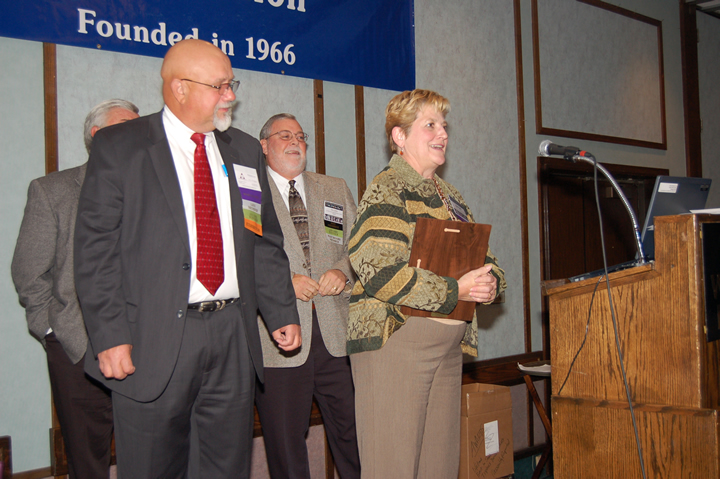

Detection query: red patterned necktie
(191, 133), (224, 295)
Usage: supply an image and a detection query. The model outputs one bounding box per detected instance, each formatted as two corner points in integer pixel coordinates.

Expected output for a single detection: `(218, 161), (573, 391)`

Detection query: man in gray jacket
(255, 113), (360, 479)
(11, 99), (139, 478)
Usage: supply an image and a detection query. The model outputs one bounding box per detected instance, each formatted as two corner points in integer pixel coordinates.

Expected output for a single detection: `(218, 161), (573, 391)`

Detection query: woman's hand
(457, 264), (497, 303)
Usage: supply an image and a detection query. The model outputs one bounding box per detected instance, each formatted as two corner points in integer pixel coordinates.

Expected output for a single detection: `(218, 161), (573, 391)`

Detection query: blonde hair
(384, 89), (450, 155)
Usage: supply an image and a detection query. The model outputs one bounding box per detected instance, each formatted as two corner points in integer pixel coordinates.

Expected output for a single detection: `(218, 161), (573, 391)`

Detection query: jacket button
(183, 263), (190, 270)
(177, 310), (183, 318)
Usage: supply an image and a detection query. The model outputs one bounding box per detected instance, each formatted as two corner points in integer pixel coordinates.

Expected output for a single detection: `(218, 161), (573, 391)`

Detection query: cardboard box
(459, 383), (514, 479)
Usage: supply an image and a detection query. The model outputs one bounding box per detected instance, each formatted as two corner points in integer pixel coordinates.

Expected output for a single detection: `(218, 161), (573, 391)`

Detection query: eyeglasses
(181, 78), (240, 95)
(266, 130), (309, 143)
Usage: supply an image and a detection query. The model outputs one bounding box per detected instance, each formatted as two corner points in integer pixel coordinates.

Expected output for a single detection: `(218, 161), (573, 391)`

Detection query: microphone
(538, 140), (581, 158)
(538, 139), (646, 264)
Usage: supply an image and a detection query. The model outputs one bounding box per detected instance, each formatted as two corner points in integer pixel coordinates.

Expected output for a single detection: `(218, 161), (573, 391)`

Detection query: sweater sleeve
(348, 181), (459, 315)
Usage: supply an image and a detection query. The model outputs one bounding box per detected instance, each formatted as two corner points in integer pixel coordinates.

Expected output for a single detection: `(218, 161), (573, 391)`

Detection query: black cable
(589, 157), (647, 479)
(556, 274), (603, 396)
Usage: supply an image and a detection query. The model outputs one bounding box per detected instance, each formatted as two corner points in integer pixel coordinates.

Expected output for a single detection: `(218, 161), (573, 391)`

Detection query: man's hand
(292, 273), (320, 302)
(318, 269), (347, 296)
(97, 344), (136, 380)
(272, 324), (302, 351)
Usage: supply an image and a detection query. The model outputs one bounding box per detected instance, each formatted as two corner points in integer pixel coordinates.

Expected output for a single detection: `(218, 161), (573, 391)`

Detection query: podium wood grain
(552, 397), (719, 479)
(544, 214), (720, 478)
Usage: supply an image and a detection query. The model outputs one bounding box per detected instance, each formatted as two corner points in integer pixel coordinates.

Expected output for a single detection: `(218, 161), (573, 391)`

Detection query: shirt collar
(162, 106), (217, 148)
(267, 165), (304, 199)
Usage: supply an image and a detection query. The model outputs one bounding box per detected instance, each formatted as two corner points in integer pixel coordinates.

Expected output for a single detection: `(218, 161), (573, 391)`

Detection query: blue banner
(0, 0), (415, 91)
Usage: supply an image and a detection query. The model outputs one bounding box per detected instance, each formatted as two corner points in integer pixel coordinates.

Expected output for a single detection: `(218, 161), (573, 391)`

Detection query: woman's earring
(399, 147), (404, 156)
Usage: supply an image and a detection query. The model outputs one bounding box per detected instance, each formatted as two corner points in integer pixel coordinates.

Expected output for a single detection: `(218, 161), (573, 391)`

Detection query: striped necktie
(288, 179), (311, 273)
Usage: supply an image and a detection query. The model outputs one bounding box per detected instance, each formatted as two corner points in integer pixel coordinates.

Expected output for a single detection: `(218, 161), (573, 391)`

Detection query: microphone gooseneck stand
(538, 139), (647, 265)
(571, 153), (647, 265)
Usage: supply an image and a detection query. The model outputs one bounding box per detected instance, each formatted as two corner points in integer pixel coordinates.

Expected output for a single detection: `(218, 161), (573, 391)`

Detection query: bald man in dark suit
(74, 40), (300, 478)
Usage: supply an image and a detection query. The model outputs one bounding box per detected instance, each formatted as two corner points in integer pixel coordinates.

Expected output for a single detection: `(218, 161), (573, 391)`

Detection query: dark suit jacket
(74, 111), (299, 402)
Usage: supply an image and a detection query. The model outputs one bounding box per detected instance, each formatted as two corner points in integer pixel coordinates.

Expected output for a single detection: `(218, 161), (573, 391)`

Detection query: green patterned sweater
(347, 155), (507, 356)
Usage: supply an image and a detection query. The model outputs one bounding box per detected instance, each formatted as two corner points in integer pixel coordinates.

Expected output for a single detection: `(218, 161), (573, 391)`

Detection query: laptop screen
(640, 176), (712, 260)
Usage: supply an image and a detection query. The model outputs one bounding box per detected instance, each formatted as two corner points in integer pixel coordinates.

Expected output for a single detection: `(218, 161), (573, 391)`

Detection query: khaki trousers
(350, 316), (467, 479)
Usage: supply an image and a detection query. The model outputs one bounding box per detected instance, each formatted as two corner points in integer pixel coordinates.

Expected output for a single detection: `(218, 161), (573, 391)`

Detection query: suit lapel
(147, 112), (191, 255)
(75, 163), (87, 189)
(215, 131), (247, 263)
(71, 164), (87, 203)
(216, 131), (240, 168)
(305, 173), (324, 252)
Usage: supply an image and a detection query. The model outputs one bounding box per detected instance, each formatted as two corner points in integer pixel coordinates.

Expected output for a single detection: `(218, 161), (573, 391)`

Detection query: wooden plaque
(401, 217), (492, 321)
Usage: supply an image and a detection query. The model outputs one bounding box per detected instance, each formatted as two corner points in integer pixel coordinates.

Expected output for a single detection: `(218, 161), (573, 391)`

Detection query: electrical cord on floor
(558, 157), (647, 479)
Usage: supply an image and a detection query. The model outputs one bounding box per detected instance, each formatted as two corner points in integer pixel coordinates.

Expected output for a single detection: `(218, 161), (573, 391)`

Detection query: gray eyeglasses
(181, 78), (240, 95)
(266, 130), (309, 143)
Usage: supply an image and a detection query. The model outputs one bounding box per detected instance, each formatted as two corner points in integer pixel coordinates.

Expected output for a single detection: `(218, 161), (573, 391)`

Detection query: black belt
(187, 298), (239, 312)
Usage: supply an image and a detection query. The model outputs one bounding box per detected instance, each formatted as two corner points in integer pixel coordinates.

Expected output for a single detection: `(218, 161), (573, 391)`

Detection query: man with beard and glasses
(74, 39), (301, 478)
(255, 113), (360, 479)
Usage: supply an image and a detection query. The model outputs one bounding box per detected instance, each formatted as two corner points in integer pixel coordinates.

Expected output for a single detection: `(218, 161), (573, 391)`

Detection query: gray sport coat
(12, 164), (88, 363)
(259, 170), (357, 367)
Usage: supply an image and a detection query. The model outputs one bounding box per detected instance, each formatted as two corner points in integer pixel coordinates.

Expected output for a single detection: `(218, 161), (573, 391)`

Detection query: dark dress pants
(112, 305), (255, 479)
(256, 309), (360, 479)
(46, 333), (113, 479)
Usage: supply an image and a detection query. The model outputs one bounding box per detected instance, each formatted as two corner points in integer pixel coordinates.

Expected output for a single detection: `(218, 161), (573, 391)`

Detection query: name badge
(448, 196), (469, 223)
(233, 165), (263, 236)
(324, 201), (344, 244)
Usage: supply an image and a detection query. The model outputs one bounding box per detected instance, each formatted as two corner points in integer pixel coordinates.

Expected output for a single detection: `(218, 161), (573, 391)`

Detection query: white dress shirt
(267, 166), (305, 210)
(162, 106), (240, 302)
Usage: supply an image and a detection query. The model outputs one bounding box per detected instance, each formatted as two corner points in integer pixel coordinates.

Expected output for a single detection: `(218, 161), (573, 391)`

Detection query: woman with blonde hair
(347, 89), (506, 478)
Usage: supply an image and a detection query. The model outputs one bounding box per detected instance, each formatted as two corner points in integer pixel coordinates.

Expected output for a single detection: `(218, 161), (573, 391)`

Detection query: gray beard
(214, 111), (232, 131)
(213, 102), (234, 131)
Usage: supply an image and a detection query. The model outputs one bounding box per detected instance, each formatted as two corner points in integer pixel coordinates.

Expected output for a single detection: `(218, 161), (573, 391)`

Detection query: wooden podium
(543, 214), (720, 478)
